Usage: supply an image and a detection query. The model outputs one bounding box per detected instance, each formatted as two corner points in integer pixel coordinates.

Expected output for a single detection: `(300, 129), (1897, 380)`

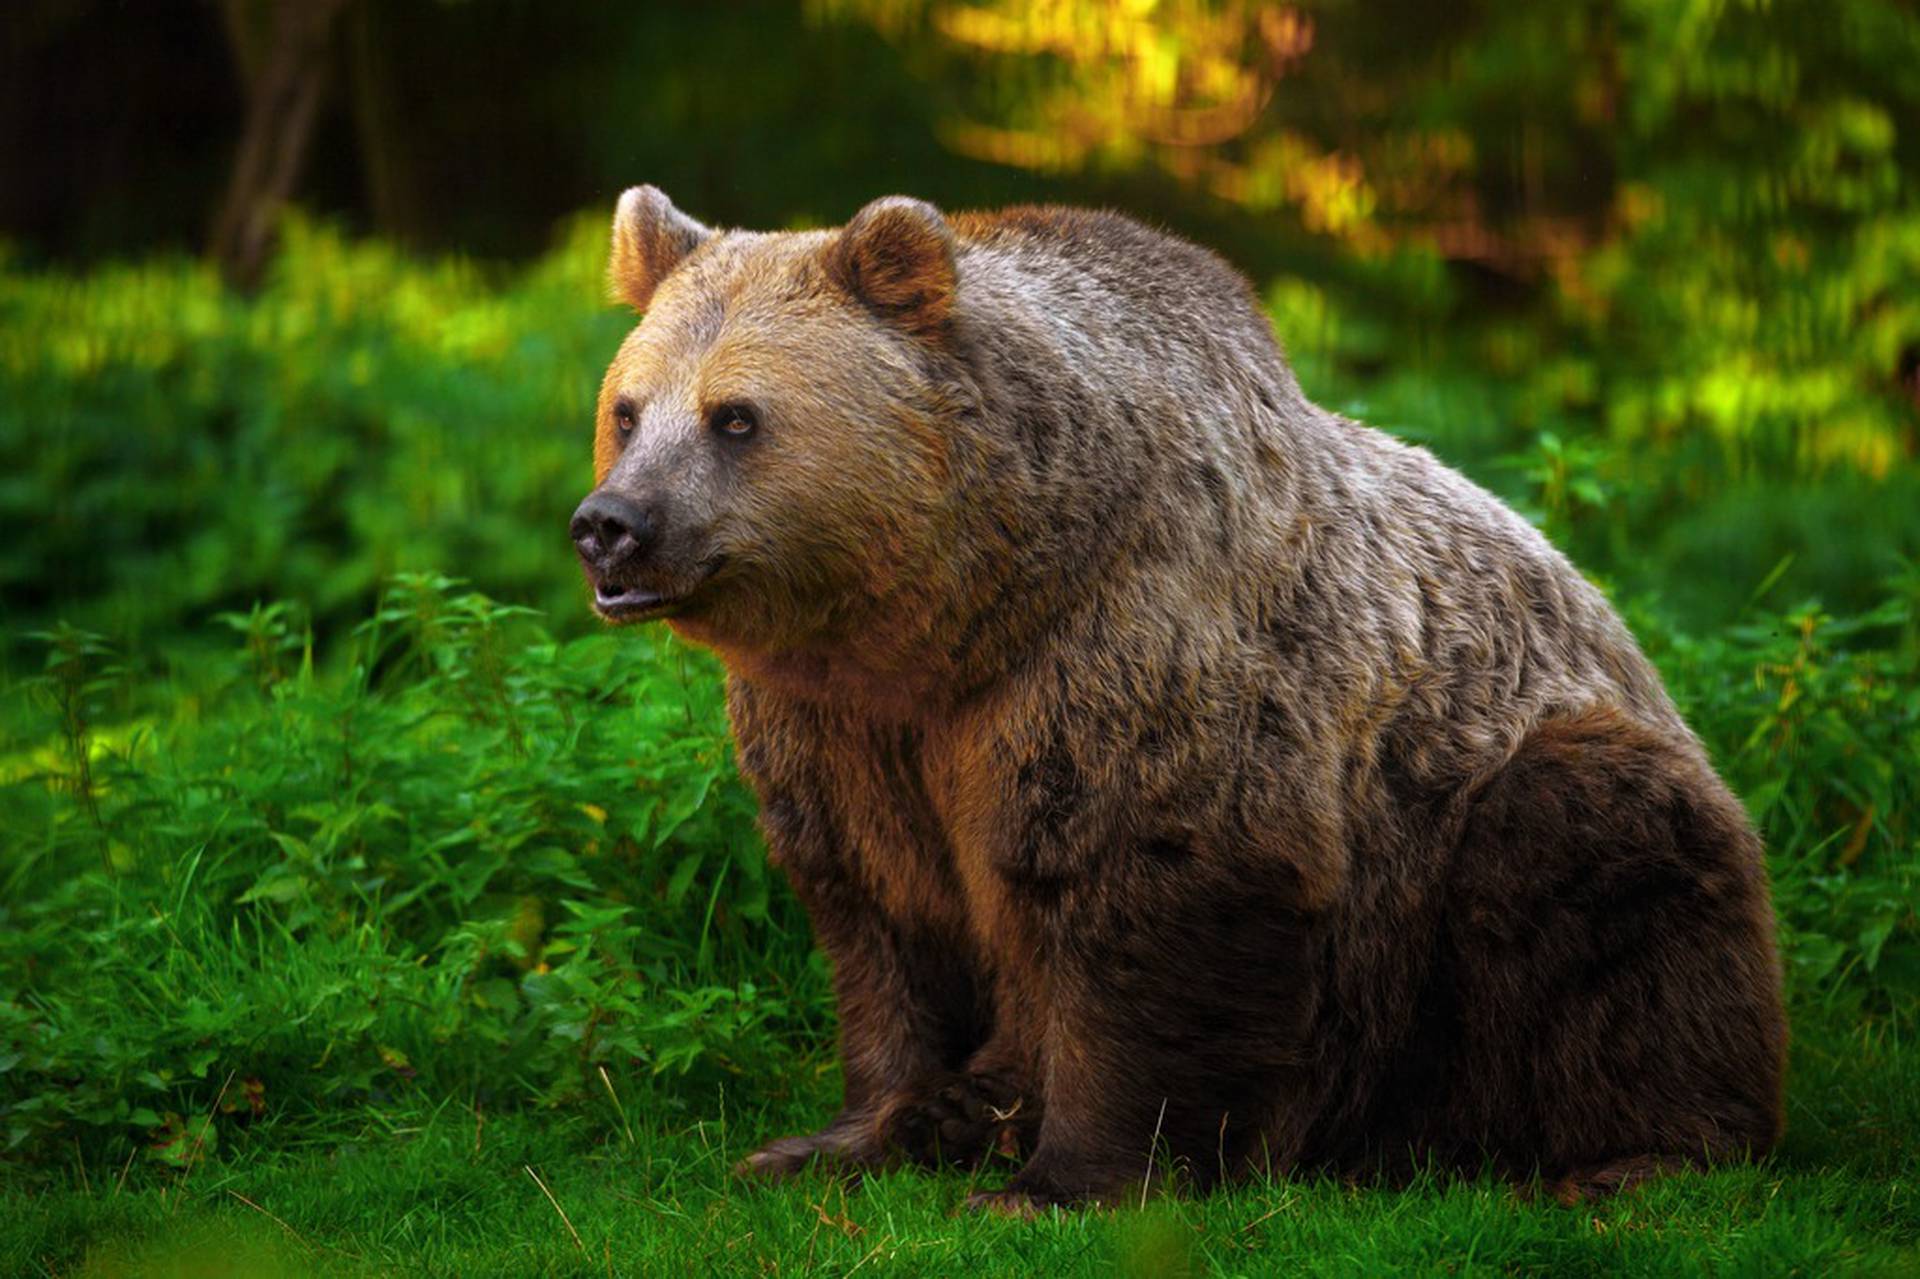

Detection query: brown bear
(569, 186), (1787, 1212)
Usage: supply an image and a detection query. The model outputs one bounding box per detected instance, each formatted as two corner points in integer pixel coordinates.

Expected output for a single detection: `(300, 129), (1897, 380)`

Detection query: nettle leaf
(469, 978), (521, 1012)
(665, 852), (705, 905)
(1743, 777), (1788, 823)
(1791, 932), (1847, 985)
(520, 846), (594, 890)
(238, 866), (309, 904)
(653, 771), (716, 850)
(149, 1113), (218, 1168)
(555, 900), (633, 935)
(268, 831), (313, 861)
(1857, 915), (1898, 972)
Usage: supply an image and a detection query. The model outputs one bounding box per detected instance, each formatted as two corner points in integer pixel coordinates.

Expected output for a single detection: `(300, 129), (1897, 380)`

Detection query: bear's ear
(609, 185), (711, 313)
(829, 196), (957, 338)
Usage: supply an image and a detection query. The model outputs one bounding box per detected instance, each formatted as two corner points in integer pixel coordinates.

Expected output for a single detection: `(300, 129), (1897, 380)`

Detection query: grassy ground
(6, 1005), (1916, 1279)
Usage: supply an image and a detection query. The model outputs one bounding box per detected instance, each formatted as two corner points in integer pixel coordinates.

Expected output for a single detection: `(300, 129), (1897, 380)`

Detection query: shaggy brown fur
(571, 187), (1787, 1212)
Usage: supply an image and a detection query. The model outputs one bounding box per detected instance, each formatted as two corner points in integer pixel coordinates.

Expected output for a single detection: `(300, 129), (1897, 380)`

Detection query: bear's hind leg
(972, 858), (1322, 1211)
(1438, 707), (1787, 1189)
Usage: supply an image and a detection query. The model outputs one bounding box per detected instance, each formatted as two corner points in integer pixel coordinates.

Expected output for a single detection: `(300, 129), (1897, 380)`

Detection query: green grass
(5, 1007), (1916, 1278)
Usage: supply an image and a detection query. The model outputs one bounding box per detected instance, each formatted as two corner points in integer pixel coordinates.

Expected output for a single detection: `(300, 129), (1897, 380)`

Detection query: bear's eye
(612, 399), (638, 437)
(708, 403), (759, 439)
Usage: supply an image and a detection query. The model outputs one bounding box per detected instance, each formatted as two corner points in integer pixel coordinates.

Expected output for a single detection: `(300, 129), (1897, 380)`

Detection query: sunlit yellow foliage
(818, 0), (1920, 479)
(814, 0), (1371, 231)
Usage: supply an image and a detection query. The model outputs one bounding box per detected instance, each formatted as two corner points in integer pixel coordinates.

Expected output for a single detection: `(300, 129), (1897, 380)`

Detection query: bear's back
(947, 206), (1297, 416)
(933, 204), (1686, 775)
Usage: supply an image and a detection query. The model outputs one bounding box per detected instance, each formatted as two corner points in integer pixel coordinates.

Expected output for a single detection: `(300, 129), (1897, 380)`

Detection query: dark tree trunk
(209, 0), (349, 292)
(348, 0), (420, 245)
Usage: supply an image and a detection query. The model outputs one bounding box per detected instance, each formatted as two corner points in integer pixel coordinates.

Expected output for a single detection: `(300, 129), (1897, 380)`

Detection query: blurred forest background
(7, 0), (1920, 640)
(2, 2), (1919, 1269)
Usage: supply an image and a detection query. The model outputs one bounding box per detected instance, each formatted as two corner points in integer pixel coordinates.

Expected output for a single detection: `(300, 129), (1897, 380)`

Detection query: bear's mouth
(593, 583), (681, 620)
(591, 557), (724, 622)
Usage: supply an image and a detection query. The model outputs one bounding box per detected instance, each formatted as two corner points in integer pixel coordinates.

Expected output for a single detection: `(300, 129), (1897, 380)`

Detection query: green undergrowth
(1, 568), (1917, 1273)
(0, 575), (817, 1171)
(0, 216), (628, 659)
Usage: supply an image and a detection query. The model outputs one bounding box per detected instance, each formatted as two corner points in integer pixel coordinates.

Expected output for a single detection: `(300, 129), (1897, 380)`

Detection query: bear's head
(571, 187), (969, 664)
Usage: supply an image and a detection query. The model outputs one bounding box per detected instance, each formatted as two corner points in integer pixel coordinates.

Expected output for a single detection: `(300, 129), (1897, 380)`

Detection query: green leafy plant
(1636, 573), (1920, 1010)
(0, 576), (814, 1161)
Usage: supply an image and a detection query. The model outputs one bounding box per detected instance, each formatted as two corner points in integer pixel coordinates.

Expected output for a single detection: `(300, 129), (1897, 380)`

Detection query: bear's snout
(572, 489), (685, 619)
(570, 490), (657, 572)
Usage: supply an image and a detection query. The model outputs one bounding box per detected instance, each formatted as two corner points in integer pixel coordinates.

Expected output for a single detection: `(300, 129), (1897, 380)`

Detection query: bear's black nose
(570, 491), (657, 573)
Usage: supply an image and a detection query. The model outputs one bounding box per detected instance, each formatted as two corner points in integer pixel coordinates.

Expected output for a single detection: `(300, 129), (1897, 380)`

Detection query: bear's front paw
(963, 1155), (1132, 1213)
(886, 1071), (1037, 1169)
